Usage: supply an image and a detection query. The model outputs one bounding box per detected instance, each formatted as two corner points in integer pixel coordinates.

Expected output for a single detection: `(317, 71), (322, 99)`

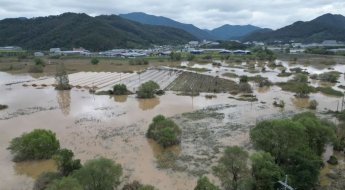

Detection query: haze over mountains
(0, 12), (345, 51)
(119, 12), (264, 40)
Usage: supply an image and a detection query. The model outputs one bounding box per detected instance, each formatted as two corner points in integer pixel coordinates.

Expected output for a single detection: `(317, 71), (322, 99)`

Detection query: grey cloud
(0, 0), (344, 29)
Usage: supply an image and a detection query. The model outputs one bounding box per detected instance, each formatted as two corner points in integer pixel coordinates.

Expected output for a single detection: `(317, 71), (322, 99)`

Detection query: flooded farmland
(0, 59), (345, 190)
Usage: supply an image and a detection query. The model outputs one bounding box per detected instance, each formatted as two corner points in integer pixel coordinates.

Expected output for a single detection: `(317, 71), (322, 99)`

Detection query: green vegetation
(309, 99), (318, 110)
(28, 65), (44, 73)
(251, 47), (276, 61)
(251, 152), (283, 190)
(53, 149), (82, 176)
(146, 115), (181, 147)
(73, 157), (122, 190)
(8, 129), (60, 161)
(305, 47), (335, 55)
(91, 57), (100, 65)
(277, 74), (315, 97)
(170, 51), (182, 61)
(0, 13), (195, 51)
(273, 100), (285, 108)
(122, 181), (157, 190)
(250, 112), (336, 189)
(316, 86), (343, 96)
(247, 75), (272, 87)
(194, 177), (220, 190)
(34, 58), (45, 66)
(55, 63), (71, 90)
(137, 81), (160, 98)
(222, 72), (238, 78)
(46, 176), (82, 190)
(311, 71), (340, 83)
(129, 58), (149, 65)
(34, 172), (62, 190)
(213, 146), (251, 190)
(113, 84), (128, 95)
(0, 104), (8, 110)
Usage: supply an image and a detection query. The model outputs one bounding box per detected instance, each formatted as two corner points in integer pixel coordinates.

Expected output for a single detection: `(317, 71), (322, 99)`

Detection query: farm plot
(166, 72), (240, 94)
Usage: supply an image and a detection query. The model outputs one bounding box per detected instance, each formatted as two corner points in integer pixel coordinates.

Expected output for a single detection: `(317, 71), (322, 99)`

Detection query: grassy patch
(222, 72), (238, 78)
(316, 87), (343, 97)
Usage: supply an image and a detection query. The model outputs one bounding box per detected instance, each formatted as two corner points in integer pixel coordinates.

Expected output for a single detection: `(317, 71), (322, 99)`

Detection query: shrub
(8, 129), (60, 161)
(91, 57), (99, 65)
(273, 100), (285, 108)
(53, 149), (82, 176)
(33, 172), (62, 190)
(146, 115), (181, 147)
(55, 63), (71, 90)
(46, 176), (82, 190)
(170, 51), (182, 61)
(194, 177), (220, 190)
(28, 65), (44, 73)
(0, 104), (8, 110)
(317, 87), (343, 97)
(34, 58), (45, 66)
(309, 100), (318, 110)
(239, 75), (248, 83)
(129, 58), (149, 65)
(113, 84), (128, 95)
(73, 157), (122, 190)
(122, 181), (157, 190)
(137, 81), (160, 99)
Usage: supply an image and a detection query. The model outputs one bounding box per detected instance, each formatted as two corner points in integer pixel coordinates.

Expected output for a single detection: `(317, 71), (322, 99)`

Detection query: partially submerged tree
(213, 146), (251, 190)
(46, 176), (82, 190)
(146, 115), (181, 147)
(137, 81), (160, 99)
(33, 172), (62, 190)
(194, 176), (220, 190)
(122, 181), (157, 190)
(73, 157), (122, 190)
(113, 84), (128, 95)
(8, 129), (60, 161)
(53, 149), (82, 176)
(55, 63), (71, 90)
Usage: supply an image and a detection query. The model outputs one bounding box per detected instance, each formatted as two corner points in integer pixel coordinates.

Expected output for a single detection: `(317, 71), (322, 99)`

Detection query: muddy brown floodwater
(0, 60), (344, 190)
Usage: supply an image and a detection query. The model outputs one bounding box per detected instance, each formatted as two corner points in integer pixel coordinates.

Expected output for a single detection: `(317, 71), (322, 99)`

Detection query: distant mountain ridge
(243, 13), (345, 43)
(119, 12), (215, 40)
(0, 13), (196, 51)
(120, 12), (265, 40)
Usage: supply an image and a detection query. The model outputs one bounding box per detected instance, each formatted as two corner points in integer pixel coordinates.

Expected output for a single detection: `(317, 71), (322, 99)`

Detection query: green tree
(146, 115), (181, 147)
(113, 84), (128, 95)
(91, 57), (99, 65)
(34, 57), (45, 66)
(194, 176), (220, 190)
(137, 81), (160, 99)
(73, 157), (122, 190)
(213, 146), (250, 190)
(122, 181), (157, 190)
(53, 149), (82, 176)
(8, 129), (60, 161)
(55, 63), (71, 90)
(293, 73), (308, 83)
(46, 176), (82, 190)
(169, 51), (182, 61)
(33, 172), (62, 190)
(292, 112), (335, 156)
(251, 152), (283, 190)
(250, 119), (306, 164)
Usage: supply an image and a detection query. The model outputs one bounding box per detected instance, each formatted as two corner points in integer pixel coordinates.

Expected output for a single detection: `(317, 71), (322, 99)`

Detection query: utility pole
(278, 175), (294, 190)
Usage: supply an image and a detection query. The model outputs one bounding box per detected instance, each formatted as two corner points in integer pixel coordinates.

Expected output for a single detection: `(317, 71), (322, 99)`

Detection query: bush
(309, 100), (318, 110)
(91, 57), (99, 65)
(146, 115), (181, 147)
(53, 149), (82, 176)
(33, 172), (62, 190)
(129, 58), (149, 65)
(317, 87), (343, 97)
(122, 181), (157, 190)
(273, 100), (285, 108)
(240, 75), (248, 83)
(46, 176), (82, 190)
(34, 58), (45, 66)
(28, 65), (44, 73)
(7, 129), (60, 161)
(113, 84), (128, 95)
(73, 157), (122, 190)
(170, 51), (182, 61)
(0, 104), (8, 110)
(55, 63), (71, 90)
(194, 176), (220, 190)
(137, 81), (160, 99)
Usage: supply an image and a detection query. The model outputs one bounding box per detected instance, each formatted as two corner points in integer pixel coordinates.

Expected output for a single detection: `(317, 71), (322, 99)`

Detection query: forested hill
(243, 13), (345, 43)
(0, 13), (197, 51)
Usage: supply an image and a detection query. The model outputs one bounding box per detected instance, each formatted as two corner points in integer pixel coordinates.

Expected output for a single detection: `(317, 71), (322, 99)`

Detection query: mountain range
(243, 13), (345, 43)
(0, 13), (196, 51)
(119, 12), (263, 40)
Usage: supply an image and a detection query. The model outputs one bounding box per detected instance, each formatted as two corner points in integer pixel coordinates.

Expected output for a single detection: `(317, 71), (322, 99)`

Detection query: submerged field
(1, 54), (345, 190)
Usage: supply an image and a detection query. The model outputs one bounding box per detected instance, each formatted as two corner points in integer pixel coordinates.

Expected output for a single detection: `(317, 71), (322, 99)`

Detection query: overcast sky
(0, 0), (344, 29)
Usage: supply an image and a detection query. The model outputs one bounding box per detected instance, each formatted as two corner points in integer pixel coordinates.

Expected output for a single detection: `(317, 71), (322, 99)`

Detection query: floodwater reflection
(138, 97), (160, 111)
(15, 160), (57, 179)
(56, 90), (71, 116)
(114, 95), (128, 103)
